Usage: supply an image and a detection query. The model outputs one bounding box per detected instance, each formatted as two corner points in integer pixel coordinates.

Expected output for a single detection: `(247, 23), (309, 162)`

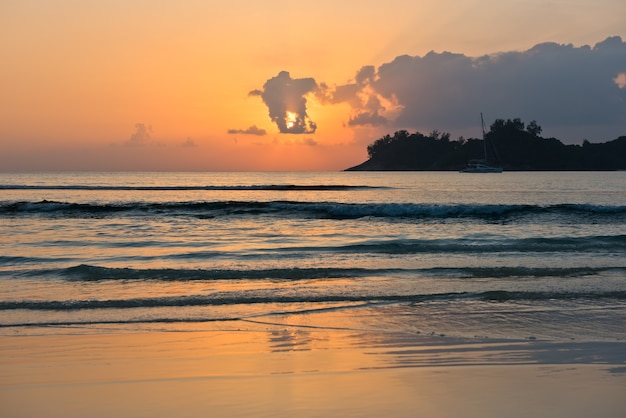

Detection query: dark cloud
(348, 93), (389, 127)
(252, 71), (318, 134)
(348, 110), (388, 127)
(125, 123), (152, 146)
(328, 36), (626, 141)
(227, 125), (267, 136)
(322, 65), (393, 128)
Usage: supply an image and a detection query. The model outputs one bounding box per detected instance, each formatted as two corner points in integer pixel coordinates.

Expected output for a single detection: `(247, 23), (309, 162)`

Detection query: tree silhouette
(526, 120), (542, 137)
(348, 118), (626, 171)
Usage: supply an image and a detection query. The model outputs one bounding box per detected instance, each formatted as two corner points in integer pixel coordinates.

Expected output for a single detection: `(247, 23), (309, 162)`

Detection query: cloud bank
(254, 36), (626, 141)
(339, 36), (626, 137)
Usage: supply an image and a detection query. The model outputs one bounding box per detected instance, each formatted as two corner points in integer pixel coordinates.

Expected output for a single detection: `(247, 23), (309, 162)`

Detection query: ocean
(1, 171), (625, 342)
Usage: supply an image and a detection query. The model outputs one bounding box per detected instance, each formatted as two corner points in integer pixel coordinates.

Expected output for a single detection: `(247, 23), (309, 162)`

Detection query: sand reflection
(2, 322), (625, 417)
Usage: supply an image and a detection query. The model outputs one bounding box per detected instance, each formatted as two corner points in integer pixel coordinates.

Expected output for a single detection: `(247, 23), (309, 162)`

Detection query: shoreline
(2, 324), (625, 417)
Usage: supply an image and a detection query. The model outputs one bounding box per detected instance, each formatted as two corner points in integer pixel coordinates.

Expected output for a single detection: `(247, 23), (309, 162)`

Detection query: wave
(0, 255), (58, 265)
(2, 290), (625, 312)
(0, 184), (379, 191)
(16, 264), (625, 282)
(329, 235), (626, 254)
(3, 200), (626, 220)
(430, 266), (626, 278)
(161, 235), (626, 260)
(60, 265), (376, 281)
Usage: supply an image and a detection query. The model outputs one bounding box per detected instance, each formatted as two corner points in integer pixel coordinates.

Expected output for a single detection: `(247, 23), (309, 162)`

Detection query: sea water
(1, 171), (625, 342)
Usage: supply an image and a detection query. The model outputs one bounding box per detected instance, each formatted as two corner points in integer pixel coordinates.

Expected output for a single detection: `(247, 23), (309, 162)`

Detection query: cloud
(252, 71), (318, 134)
(302, 137), (317, 146)
(125, 123), (152, 146)
(227, 125), (267, 136)
(320, 65), (397, 127)
(325, 36), (626, 140)
(181, 137), (197, 147)
(348, 110), (388, 127)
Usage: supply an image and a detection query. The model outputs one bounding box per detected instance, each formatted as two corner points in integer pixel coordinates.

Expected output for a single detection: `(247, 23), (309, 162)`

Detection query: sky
(1, 0), (625, 171)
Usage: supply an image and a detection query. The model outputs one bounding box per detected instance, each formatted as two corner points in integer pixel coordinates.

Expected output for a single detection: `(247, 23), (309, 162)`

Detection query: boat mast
(481, 112), (487, 162)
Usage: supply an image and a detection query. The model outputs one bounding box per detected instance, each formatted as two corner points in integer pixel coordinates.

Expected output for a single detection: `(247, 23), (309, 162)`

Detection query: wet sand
(1, 325), (625, 417)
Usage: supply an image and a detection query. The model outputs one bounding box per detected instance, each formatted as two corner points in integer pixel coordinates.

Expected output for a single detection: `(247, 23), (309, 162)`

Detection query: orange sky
(1, 0), (625, 171)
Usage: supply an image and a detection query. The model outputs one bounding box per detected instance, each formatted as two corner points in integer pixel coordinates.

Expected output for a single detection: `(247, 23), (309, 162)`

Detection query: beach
(2, 321), (626, 418)
(1, 171), (625, 416)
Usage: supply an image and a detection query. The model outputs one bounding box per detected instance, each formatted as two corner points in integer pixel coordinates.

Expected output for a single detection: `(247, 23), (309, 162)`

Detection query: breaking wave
(2, 200), (626, 221)
(13, 264), (626, 282)
(2, 290), (625, 313)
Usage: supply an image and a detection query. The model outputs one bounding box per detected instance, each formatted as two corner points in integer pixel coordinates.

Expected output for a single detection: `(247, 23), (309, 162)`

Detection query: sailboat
(460, 113), (503, 173)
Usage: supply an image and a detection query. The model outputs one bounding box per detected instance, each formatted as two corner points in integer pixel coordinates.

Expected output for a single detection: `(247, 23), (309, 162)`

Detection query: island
(346, 118), (626, 171)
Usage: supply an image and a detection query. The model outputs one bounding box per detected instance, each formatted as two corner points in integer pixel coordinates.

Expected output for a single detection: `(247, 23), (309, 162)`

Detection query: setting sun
(286, 111), (298, 130)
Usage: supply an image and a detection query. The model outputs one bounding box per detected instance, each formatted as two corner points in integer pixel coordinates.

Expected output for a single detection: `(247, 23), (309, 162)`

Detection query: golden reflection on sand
(1, 324), (625, 417)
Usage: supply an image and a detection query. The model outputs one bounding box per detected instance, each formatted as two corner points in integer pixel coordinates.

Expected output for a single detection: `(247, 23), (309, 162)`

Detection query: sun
(285, 111), (297, 129)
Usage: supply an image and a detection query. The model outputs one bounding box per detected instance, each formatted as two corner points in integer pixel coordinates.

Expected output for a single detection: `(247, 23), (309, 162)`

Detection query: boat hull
(460, 163), (503, 173)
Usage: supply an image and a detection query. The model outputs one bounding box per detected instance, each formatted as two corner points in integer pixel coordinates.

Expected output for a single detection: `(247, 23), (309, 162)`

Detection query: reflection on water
(269, 329), (314, 352)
